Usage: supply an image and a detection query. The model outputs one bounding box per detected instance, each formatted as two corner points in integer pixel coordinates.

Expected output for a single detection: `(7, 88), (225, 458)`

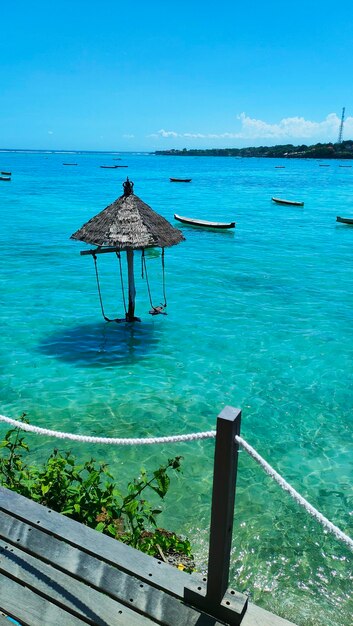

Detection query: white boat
(272, 197), (304, 206)
(174, 214), (235, 229)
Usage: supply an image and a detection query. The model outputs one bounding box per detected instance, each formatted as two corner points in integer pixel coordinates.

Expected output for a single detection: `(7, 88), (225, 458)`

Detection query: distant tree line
(155, 140), (353, 159)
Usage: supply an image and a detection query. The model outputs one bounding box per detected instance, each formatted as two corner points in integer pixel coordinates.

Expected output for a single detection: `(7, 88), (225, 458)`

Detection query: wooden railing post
(184, 406), (248, 625)
(207, 405), (241, 601)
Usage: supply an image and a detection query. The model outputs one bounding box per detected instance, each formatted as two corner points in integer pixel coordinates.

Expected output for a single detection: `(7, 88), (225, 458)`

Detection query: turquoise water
(0, 152), (352, 625)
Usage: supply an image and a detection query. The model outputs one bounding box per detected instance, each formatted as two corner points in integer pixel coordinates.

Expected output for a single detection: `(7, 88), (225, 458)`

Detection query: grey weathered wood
(207, 406), (242, 600)
(0, 575), (89, 626)
(0, 486), (194, 597)
(184, 406), (248, 625)
(126, 248), (136, 320)
(0, 489), (227, 626)
(0, 513), (223, 626)
(0, 539), (154, 626)
(80, 247), (122, 256)
(242, 603), (298, 626)
(0, 414), (299, 626)
(0, 614), (18, 625)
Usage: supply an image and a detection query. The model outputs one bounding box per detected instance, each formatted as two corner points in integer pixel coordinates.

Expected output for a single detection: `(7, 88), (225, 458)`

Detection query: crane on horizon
(337, 107), (345, 143)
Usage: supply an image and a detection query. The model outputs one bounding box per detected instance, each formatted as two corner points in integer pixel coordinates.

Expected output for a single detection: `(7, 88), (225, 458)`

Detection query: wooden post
(207, 405), (242, 601)
(184, 406), (248, 625)
(126, 248), (137, 321)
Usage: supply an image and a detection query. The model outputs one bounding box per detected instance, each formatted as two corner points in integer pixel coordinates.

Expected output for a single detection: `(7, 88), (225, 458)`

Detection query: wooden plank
(242, 602), (297, 626)
(0, 614), (19, 626)
(0, 575), (88, 626)
(0, 539), (155, 626)
(0, 488), (298, 626)
(0, 512), (224, 626)
(0, 487), (198, 596)
(80, 247), (123, 256)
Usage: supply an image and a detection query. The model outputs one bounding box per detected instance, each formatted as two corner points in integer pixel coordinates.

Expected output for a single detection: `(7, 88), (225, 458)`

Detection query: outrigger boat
(174, 214), (235, 229)
(0, 176), (11, 181)
(272, 197), (304, 206)
(336, 216), (353, 224)
(170, 178), (192, 183)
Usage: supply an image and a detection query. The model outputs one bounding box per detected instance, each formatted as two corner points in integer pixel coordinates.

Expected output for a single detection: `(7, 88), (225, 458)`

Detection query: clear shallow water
(0, 152), (352, 625)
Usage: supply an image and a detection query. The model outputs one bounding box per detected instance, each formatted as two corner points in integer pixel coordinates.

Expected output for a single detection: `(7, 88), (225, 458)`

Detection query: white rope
(0, 413), (351, 551)
(236, 435), (353, 552)
(0, 415), (216, 445)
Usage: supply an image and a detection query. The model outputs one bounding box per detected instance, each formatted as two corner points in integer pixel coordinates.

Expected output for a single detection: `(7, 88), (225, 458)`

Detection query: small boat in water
(63, 163), (78, 166)
(272, 197), (304, 206)
(100, 165), (128, 168)
(336, 216), (353, 224)
(174, 214), (235, 229)
(170, 178), (192, 183)
(1, 171), (11, 175)
(0, 176), (11, 181)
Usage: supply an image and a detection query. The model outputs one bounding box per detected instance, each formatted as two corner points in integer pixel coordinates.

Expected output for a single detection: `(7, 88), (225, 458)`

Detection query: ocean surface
(0, 151), (352, 625)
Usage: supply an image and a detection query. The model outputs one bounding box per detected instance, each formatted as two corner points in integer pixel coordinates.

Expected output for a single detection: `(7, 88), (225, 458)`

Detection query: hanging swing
(71, 178), (184, 322)
(92, 251), (127, 322)
(141, 248), (167, 315)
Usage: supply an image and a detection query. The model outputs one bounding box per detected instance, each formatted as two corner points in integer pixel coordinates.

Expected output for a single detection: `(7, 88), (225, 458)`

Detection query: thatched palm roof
(70, 181), (185, 249)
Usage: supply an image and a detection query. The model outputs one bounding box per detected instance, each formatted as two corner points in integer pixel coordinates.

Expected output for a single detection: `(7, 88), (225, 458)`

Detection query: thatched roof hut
(70, 179), (184, 249)
(70, 179), (184, 322)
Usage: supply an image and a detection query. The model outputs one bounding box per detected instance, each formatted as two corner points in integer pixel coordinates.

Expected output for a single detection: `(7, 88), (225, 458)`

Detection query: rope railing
(235, 435), (353, 552)
(0, 413), (351, 552)
(0, 415), (216, 445)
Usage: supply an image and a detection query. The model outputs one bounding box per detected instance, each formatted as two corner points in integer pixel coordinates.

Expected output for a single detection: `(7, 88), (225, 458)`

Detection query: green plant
(0, 420), (194, 570)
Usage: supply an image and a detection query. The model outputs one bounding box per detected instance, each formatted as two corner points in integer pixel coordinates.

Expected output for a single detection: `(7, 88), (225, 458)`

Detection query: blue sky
(1, 0), (353, 151)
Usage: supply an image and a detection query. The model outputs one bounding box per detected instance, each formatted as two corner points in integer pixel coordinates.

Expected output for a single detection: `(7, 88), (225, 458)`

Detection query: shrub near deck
(0, 420), (193, 568)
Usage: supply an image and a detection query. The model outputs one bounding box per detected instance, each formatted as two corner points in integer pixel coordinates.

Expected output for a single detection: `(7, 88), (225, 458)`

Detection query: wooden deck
(0, 486), (296, 626)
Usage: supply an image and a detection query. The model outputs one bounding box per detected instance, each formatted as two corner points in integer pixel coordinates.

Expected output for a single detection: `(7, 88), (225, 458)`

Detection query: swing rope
(116, 252), (127, 315)
(92, 253), (111, 322)
(142, 250), (154, 308)
(161, 248), (167, 308)
(92, 252), (127, 322)
(141, 250), (167, 315)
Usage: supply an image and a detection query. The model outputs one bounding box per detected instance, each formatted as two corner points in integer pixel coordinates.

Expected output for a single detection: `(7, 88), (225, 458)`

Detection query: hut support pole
(126, 249), (138, 321)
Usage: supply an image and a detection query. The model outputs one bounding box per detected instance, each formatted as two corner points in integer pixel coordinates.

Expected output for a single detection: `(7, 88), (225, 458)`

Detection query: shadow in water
(38, 320), (159, 367)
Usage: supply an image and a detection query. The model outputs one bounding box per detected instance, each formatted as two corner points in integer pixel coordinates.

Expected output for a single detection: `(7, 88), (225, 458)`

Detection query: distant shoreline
(0, 149), (150, 155)
(155, 140), (353, 159)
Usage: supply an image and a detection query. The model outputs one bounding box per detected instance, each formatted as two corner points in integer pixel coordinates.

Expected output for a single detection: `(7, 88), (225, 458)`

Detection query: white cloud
(151, 113), (353, 143)
(156, 129), (178, 138)
(233, 112), (351, 140)
(48, 130), (54, 135)
(152, 129), (237, 139)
